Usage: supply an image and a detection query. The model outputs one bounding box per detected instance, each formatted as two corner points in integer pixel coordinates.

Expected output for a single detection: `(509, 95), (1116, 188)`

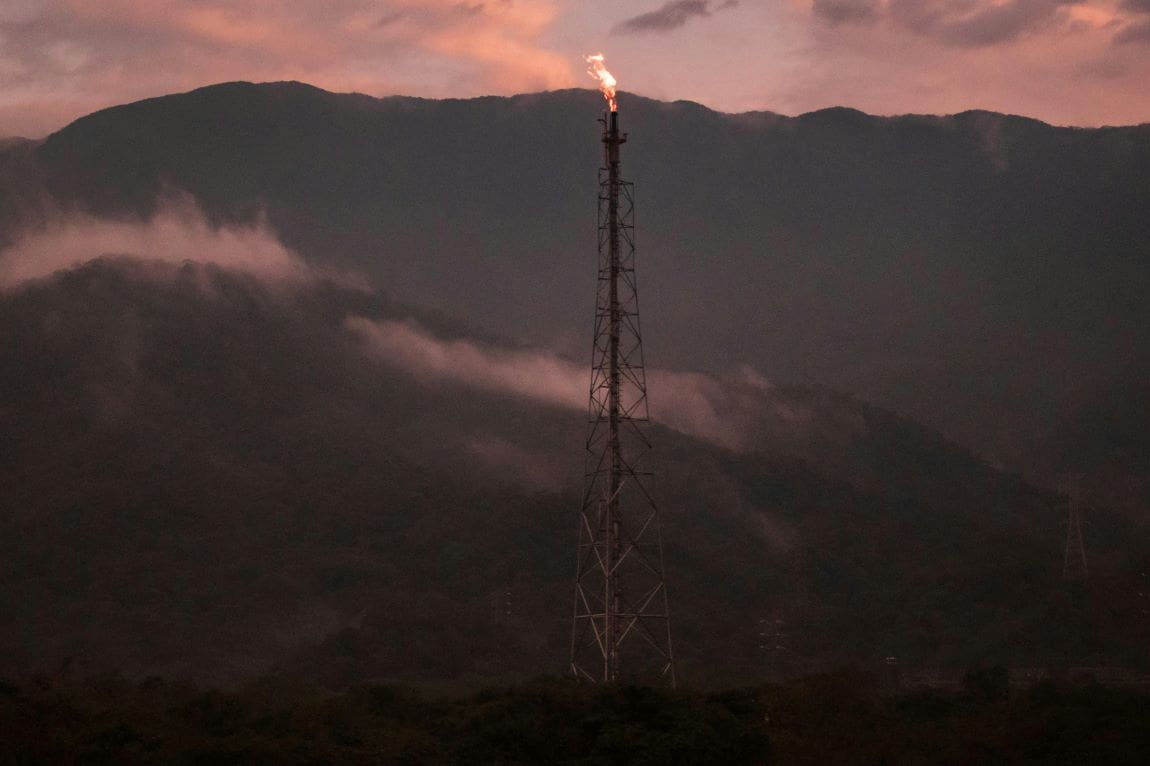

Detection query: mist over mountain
(3, 81), (1148, 491)
(1, 83), (1149, 685)
(2, 257), (1145, 686)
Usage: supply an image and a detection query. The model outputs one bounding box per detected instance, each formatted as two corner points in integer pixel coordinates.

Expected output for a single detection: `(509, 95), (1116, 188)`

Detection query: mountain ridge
(48, 80), (1149, 133)
(6, 80), (1145, 492)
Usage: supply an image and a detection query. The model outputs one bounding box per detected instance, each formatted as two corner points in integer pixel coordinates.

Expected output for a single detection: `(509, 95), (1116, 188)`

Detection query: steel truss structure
(569, 110), (675, 685)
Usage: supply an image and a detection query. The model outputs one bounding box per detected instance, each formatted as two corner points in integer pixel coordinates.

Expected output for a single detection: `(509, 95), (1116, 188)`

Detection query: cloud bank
(0, 199), (315, 288)
(346, 315), (806, 450)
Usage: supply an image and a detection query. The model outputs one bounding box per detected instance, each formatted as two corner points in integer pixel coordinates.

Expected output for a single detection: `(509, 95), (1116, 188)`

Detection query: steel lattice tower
(569, 109), (675, 685)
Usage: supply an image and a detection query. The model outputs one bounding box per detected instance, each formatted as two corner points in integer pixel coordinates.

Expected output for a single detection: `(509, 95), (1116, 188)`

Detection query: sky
(2, 0), (1150, 137)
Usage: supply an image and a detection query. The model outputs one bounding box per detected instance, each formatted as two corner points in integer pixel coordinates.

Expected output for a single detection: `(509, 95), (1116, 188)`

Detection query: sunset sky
(3, 0), (1150, 137)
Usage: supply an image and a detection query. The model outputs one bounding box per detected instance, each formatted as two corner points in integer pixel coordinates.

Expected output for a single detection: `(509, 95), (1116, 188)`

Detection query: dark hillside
(0, 259), (1144, 685)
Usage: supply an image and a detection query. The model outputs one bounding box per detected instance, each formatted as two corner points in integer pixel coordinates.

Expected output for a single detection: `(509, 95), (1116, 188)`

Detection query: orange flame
(584, 53), (617, 112)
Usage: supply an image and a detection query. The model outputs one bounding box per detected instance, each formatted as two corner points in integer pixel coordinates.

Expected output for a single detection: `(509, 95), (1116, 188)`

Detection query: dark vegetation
(0, 261), (1147, 686)
(3, 672), (1150, 764)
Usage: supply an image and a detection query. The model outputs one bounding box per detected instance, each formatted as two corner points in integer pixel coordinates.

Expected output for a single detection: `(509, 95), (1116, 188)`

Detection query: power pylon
(569, 107), (675, 685)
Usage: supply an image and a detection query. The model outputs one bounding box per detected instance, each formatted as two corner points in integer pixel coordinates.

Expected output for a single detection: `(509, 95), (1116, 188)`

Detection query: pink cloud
(835, 0), (1090, 48)
(2, 0), (1148, 137)
(748, 0), (1150, 126)
(0, 0), (574, 137)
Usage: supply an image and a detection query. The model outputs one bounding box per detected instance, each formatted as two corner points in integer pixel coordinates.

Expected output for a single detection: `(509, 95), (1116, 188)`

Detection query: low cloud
(346, 316), (586, 408)
(0, 198), (319, 288)
(612, 0), (738, 36)
(346, 315), (807, 450)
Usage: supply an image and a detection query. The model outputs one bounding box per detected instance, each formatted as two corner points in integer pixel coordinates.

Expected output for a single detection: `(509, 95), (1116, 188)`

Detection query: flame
(584, 53), (617, 112)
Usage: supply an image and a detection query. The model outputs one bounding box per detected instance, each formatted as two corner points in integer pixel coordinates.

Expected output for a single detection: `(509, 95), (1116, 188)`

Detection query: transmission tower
(1063, 483), (1089, 582)
(569, 108), (675, 685)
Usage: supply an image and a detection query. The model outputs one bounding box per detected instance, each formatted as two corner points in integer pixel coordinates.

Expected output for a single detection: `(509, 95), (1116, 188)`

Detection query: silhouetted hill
(2, 81), (1148, 496)
(1, 258), (1145, 686)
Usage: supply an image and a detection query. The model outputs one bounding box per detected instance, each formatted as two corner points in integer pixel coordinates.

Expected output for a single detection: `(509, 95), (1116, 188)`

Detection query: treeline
(3, 671), (1150, 764)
